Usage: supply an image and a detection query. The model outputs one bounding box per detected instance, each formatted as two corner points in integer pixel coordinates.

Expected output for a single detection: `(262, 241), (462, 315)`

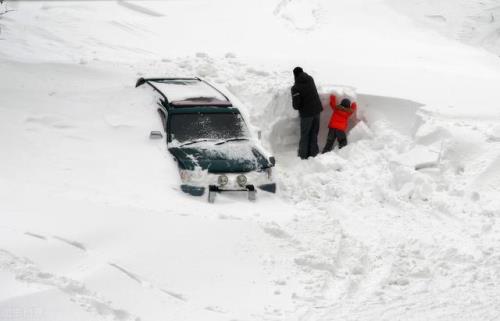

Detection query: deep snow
(1, 0), (500, 321)
(388, 0), (500, 56)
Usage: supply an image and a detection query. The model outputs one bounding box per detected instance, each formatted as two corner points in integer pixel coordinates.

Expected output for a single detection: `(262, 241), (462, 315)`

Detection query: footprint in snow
(204, 306), (227, 313)
(260, 222), (290, 239)
(294, 255), (336, 275)
(218, 213), (242, 220)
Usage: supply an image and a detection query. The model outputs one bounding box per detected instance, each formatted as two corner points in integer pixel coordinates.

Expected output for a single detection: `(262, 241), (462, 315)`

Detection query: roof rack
(135, 77), (232, 109)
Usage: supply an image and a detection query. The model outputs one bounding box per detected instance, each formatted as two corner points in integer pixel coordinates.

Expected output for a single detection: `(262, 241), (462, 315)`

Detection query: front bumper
(181, 183), (277, 196)
(180, 170), (276, 196)
(181, 184), (205, 196)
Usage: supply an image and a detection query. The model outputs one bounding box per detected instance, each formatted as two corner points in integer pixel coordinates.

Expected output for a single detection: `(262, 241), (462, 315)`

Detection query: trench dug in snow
(254, 87), (433, 169)
(245, 82), (500, 209)
(246, 85), (457, 208)
(251, 87), (500, 209)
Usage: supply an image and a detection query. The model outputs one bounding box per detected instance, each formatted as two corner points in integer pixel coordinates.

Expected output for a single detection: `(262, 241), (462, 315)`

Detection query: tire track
(0, 249), (139, 321)
(15, 229), (190, 303)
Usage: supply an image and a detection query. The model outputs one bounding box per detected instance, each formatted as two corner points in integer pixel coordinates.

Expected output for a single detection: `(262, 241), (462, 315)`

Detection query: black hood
(169, 143), (271, 173)
(294, 71), (311, 84)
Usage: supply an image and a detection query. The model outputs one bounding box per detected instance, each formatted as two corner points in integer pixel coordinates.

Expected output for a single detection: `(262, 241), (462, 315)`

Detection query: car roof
(136, 77), (233, 109)
(169, 106), (240, 114)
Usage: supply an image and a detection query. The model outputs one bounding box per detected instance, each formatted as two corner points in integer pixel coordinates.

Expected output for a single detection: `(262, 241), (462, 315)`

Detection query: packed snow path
(2, 1), (500, 321)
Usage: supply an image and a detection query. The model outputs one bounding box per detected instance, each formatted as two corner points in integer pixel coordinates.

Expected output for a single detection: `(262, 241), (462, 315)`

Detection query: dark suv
(136, 77), (276, 202)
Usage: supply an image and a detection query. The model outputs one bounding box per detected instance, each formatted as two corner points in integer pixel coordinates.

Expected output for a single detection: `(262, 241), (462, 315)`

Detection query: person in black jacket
(291, 67), (323, 159)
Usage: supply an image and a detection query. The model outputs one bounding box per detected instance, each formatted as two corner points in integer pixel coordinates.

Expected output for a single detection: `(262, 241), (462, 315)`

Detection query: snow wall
(255, 86), (425, 155)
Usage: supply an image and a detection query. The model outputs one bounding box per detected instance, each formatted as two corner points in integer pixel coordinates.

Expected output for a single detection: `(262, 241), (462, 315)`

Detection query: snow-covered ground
(1, 0), (500, 320)
(389, 0), (500, 56)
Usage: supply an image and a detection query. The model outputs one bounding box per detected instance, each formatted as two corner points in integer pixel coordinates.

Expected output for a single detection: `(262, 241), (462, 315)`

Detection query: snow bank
(2, 0), (500, 320)
(256, 85), (357, 154)
(357, 94), (424, 136)
(255, 84), (426, 157)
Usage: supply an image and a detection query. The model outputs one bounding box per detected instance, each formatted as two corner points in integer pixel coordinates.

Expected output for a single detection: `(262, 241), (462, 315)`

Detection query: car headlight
(236, 174), (247, 187)
(180, 170), (192, 183)
(218, 174), (229, 186)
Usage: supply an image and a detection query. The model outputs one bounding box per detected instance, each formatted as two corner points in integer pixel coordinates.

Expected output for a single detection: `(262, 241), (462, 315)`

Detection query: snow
(388, 0), (500, 56)
(149, 79), (228, 104)
(274, 0), (320, 31)
(1, 0), (500, 320)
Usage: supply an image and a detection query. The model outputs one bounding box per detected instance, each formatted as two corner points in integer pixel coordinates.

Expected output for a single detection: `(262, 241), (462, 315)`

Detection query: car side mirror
(269, 156), (276, 166)
(135, 77), (146, 87)
(150, 131), (163, 139)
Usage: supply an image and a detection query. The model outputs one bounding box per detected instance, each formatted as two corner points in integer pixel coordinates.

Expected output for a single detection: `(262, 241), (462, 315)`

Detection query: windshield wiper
(215, 138), (250, 145)
(180, 138), (217, 147)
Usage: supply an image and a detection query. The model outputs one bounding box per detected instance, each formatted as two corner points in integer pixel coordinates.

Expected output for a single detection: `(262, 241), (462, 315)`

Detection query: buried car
(136, 77), (276, 202)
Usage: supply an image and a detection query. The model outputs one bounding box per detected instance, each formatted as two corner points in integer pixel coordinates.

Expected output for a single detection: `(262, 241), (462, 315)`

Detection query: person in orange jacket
(322, 95), (357, 153)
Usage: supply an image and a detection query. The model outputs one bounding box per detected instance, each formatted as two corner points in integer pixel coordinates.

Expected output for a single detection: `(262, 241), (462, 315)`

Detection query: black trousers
(299, 114), (320, 159)
(322, 128), (347, 153)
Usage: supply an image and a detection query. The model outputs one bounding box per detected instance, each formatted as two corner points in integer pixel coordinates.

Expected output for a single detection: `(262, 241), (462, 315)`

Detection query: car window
(170, 112), (249, 143)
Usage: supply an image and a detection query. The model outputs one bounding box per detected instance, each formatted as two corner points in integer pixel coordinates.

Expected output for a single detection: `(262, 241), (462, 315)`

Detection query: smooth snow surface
(389, 0), (500, 56)
(1, 0), (500, 321)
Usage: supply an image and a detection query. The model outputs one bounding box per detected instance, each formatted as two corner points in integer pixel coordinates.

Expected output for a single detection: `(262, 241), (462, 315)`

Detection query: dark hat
(340, 98), (351, 108)
(293, 66), (303, 77)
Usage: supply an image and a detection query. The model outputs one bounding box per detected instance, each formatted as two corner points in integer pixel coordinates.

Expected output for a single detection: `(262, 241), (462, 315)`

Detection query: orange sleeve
(329, 95), (336, 110)
(350, 102), (357, 114)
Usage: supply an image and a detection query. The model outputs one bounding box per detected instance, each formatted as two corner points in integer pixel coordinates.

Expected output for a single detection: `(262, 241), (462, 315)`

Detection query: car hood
(168, 143), (271, 173)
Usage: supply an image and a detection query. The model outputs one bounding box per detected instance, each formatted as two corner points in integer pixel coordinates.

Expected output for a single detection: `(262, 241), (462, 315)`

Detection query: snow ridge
(0, 249), (139, 321)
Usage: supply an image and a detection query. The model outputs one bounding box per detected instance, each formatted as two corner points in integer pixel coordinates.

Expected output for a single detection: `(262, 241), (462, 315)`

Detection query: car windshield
(170, 112), (249, 144)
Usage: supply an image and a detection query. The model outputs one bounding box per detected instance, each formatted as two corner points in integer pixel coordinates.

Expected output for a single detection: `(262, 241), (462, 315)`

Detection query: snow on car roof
(151, 79), (231, 107)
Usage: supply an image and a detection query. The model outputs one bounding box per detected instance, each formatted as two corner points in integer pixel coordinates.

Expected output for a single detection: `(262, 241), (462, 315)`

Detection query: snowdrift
(2, 0), (500, 320)
(256, 85), (425, 156)
(258, 85), (357, 154)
